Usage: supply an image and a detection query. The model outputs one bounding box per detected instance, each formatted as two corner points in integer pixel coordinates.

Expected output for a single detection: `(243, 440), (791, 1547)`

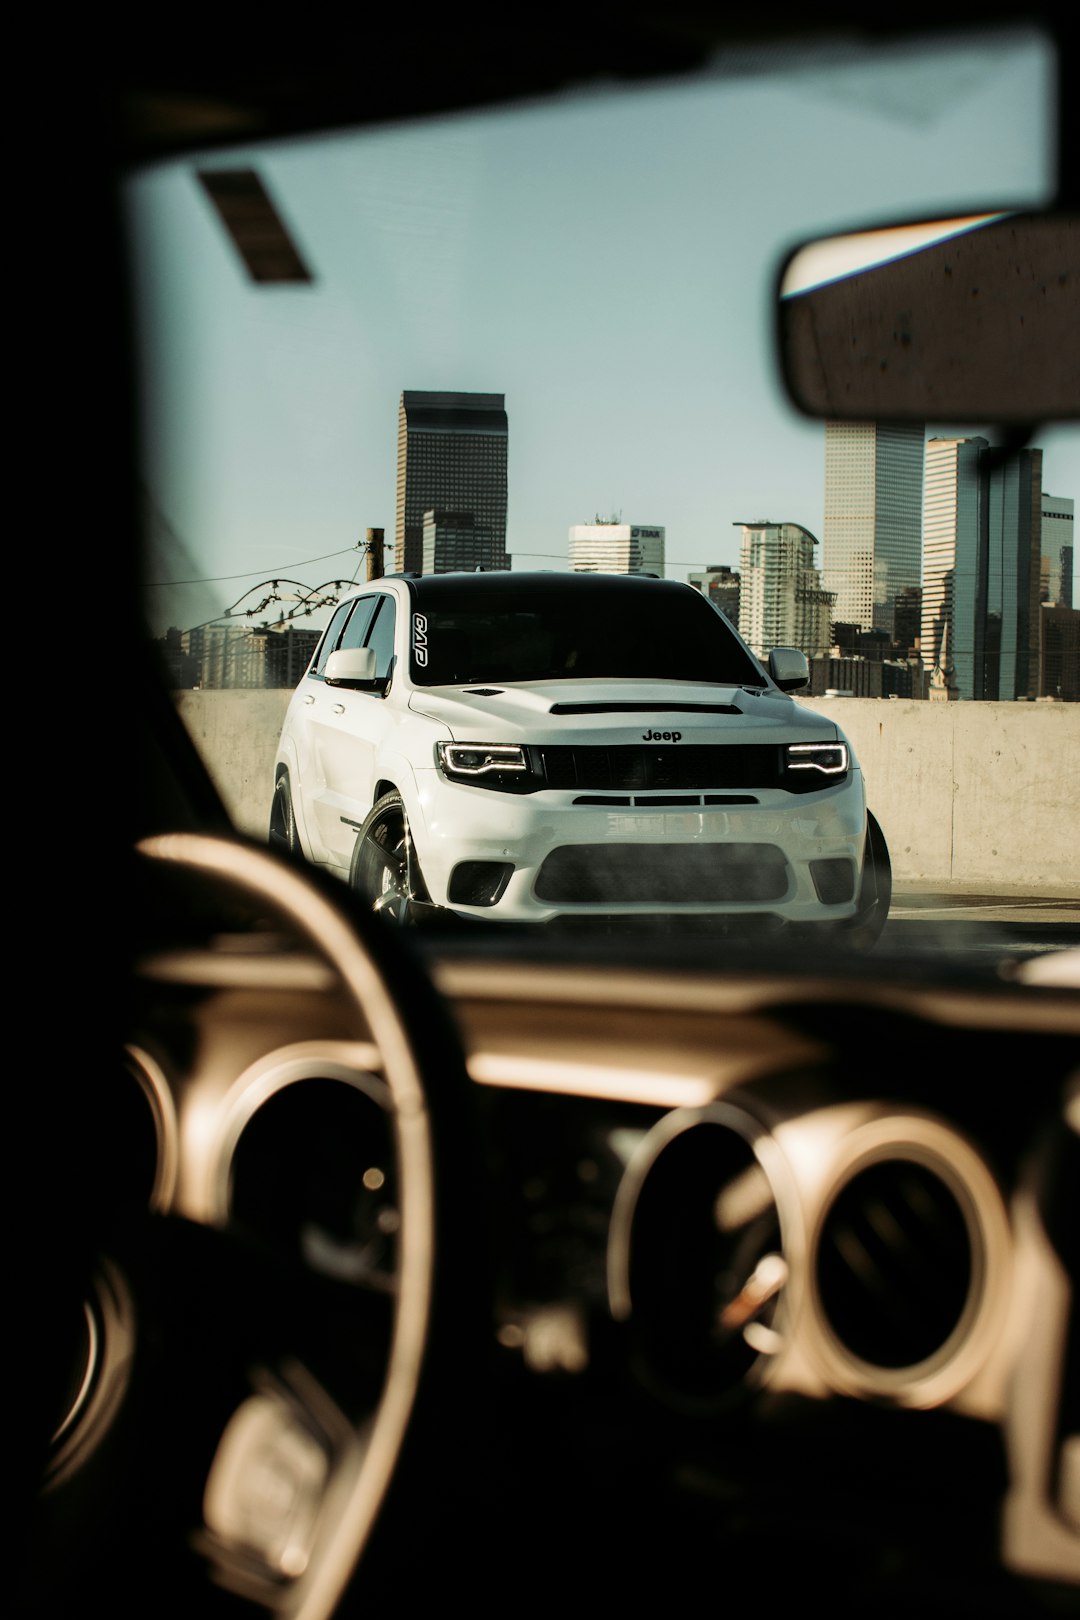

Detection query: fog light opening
(810, 857), (856, 905)
(448, 860), (515, 906)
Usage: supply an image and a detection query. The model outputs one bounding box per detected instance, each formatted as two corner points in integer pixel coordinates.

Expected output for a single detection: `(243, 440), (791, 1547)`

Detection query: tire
(268, 771), (300, 857)
(845, 810), (892, 949)
(350, 791), (428, 923)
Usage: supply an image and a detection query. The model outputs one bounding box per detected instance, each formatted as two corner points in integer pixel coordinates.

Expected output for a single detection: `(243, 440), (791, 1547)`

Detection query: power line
(142, 545), (377, 588)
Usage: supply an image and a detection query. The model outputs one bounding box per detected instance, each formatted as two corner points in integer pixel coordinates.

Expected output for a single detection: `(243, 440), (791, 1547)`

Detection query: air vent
(609, 1106), (789, 1411)
(804, 1118), (1010, 1409)
(816, 1156), (973, 1371)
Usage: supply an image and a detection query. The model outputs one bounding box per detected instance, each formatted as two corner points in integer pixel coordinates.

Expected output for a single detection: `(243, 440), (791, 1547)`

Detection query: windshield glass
(125, 24), (1079, 972)
(407, 577), (764, 686)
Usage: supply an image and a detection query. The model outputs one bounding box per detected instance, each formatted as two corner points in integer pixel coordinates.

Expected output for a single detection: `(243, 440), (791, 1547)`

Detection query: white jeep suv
(271, 571), (889, 938)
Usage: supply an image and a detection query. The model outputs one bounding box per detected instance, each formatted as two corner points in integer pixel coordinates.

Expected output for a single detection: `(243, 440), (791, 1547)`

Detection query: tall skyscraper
(1040, 491), (1074, 606)
(396, 391), (508, 575)
(568, 521), (665, 575)
(822, 421), (924, 637)
(735, 521), (834, 660)
(922, 436), (1043, 701)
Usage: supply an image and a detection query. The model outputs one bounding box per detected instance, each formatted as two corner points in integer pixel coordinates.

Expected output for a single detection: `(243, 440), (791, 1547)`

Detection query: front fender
(274, 736), (323, 865)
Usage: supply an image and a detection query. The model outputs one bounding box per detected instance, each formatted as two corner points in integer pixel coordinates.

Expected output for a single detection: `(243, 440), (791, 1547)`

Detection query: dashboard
(28, 831), (1078, 1619)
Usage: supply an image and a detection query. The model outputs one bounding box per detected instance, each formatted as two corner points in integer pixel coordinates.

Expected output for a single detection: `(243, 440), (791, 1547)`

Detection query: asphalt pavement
(883, 883), (1080, 975)
(889, 883), (1080, 926)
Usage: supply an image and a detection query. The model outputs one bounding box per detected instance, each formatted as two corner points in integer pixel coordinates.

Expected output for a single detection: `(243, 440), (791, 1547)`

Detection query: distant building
(893, 585), (923, 659)
(829, 597), (920, 668)
(396, 390), (508, 575)
(922, 436), (1043, 701)
(736, 521), (834, 660)
(881, 659), (922, 699)
(1039, 603), (1079, 701)
(180, 622), (321, 688)
(807, 655), (883, 699)
(687, 565), (740, 625)
(265, 625), (322, 687)
(1040, 491), (1074, 605)
(422, 508), (508, 574)
(157, 626), (200, 689)
(569, 520), (665, 575)
(182, 624), (228, 689)
(822, 421), (924, 636)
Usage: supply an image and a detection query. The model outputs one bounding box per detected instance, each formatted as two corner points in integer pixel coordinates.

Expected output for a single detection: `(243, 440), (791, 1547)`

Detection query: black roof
(406, 571), (690, 600)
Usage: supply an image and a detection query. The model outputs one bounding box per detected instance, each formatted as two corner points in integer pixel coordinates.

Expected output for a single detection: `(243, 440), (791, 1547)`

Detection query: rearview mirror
(777, 210), (1079, 424)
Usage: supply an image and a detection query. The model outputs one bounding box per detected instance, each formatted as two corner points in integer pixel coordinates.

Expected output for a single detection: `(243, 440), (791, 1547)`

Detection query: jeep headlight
(783, 741), (849, 783)
(436, 742), (543, 792)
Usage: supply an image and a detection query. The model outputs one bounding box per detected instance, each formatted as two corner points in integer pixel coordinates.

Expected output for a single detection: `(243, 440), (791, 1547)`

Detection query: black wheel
(268, 771), (300, 857)
(350, 791), (427, 923)
(845, 810), (892, 949)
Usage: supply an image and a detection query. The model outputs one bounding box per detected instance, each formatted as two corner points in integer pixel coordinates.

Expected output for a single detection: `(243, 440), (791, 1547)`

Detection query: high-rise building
(822, 421), (924, 637)
(687, 565), (740, 625)
(1040, 491), (1074, 605)
(922, 436), (984, 697)
(922, 437), (1043, 701)
(569, 521), (665, 575)
(396, 391), (508, 575)
(735, 521), (834, 660)
(422, 509), (508, 574)
(1039, 603), (1079, 701)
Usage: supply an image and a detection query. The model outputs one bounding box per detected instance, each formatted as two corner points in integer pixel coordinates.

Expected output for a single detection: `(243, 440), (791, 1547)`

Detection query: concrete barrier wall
(175, 691), (1080, 889)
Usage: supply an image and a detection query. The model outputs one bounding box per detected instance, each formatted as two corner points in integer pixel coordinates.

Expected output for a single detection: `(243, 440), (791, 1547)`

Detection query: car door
(284, 595), (361, 864)
(309, 592), (400, 871)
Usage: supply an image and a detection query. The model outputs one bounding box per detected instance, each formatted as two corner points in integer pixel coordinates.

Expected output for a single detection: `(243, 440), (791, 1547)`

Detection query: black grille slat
(540, 745), (783, 792)
(535, 843), (789, 903)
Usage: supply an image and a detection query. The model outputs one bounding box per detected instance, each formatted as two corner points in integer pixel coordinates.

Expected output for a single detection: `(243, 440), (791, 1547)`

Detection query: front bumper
(412, 770), (867, 924)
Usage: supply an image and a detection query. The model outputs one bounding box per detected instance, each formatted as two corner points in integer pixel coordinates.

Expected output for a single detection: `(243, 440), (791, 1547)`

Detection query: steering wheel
(20, 831), (471, 1619)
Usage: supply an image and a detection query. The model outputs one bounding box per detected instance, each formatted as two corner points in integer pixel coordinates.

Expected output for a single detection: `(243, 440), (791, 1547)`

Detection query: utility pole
(366, 528), (385, 581)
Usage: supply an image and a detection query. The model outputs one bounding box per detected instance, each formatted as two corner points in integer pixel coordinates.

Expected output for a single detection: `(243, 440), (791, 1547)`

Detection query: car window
(311, 599), (355, 677)
(338, 595), (380, 653)
(408, 578), (765, 686)
(127, 23), (1079, 967)
(365, 597), (397, 685)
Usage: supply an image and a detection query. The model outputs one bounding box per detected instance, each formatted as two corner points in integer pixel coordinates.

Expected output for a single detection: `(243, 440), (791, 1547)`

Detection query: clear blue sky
(124, 25), (1078, 637)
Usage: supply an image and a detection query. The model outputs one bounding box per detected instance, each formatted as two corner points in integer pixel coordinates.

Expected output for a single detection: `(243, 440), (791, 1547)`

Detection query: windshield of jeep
(408, 577), (765, 687)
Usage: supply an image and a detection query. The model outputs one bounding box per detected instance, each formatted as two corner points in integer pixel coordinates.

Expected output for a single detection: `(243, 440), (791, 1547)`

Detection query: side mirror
(777, 210), (1079, 423)
(769, 648), (809, 692)
(325, 646), (378, 687)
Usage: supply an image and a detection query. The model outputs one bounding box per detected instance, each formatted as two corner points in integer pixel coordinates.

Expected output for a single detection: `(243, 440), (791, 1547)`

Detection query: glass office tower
(396, 391), (508, 575)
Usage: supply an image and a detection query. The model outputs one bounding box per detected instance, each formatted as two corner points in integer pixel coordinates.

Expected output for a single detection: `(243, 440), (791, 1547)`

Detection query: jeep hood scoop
(545, 699), (741, 715)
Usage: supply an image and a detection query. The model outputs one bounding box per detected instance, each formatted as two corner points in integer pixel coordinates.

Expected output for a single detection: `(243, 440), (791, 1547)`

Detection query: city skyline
(124, 29), (1076, 641)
